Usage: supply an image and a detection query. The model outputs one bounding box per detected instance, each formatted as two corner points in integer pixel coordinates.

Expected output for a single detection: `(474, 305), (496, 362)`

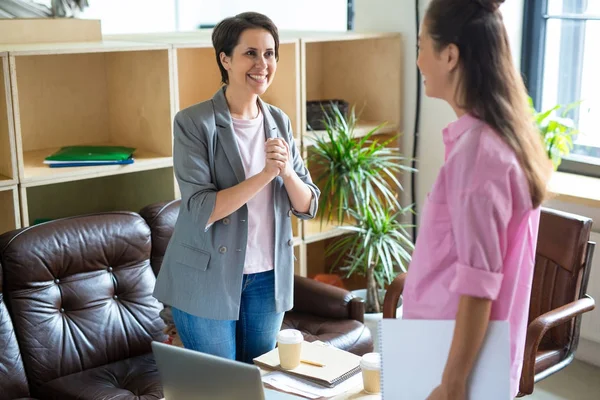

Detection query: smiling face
(416, 20), (461, 103)
(219, 28), (277, 96)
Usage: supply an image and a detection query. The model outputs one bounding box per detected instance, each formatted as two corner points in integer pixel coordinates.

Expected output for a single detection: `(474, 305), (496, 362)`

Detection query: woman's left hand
(426, 383), (466, 400)
(266, 138), (293, 179)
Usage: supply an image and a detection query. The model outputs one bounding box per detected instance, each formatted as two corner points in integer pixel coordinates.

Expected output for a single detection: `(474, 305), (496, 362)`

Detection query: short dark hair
(211, 12), (280, 85)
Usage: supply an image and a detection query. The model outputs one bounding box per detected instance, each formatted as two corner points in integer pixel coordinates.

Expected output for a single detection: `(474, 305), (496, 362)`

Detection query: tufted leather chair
(382, 207), (596, 397)
(0, 212), (167, 399)
(140, 200), (373, 356)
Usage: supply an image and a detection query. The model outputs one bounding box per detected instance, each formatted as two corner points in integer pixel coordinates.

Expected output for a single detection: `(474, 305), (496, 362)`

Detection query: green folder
(44, 146), (136, 162)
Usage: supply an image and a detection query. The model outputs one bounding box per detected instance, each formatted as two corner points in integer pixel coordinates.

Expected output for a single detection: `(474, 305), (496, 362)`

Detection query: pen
(300, 359), (325, 367)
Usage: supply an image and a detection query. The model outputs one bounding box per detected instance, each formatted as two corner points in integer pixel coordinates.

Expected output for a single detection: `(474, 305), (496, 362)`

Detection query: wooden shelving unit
(0, 185), (20, 234)
(0, 38), (179, 228)
(1, 26), (403, 279)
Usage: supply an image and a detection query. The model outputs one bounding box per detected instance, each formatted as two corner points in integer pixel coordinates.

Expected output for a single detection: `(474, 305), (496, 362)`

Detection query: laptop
(152, 341), (297, 400)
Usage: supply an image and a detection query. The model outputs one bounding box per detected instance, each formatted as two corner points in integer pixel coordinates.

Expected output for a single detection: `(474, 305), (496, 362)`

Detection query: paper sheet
(262, 370), (363, 398)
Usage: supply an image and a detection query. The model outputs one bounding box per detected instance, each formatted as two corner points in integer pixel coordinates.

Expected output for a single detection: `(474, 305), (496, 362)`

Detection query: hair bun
(474, 0), (505, 12)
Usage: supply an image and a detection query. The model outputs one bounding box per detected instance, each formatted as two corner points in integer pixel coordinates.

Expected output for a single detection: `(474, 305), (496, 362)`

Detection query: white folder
(379, 319), (511, 400)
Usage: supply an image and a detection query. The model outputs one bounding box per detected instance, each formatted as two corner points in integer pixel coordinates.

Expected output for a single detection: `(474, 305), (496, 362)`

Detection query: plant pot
(351, 288), (403, 352)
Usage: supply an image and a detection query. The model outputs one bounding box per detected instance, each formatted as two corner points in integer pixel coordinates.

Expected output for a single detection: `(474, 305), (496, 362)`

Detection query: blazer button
(287, 239), (294, 246)
(223, 218), (230, 225)
(219, 246), (227, 254)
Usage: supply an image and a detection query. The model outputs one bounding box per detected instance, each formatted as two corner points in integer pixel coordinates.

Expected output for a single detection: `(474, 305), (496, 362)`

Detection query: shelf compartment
(301, 34), (402, 136)
(20, 167), (176, 227)
(10, 48), (174, 185)
(0, 185), (21, 235)
(0, 53), (17, 187)
(305, 236), (367, 291)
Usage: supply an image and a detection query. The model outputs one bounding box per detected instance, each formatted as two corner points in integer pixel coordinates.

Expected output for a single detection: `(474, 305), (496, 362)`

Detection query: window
(522, 0), (600, 176)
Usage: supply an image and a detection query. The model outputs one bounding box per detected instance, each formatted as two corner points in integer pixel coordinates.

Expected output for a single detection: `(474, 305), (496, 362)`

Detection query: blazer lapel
(258, 97), (279, 140)
(212, 87), (246, 184)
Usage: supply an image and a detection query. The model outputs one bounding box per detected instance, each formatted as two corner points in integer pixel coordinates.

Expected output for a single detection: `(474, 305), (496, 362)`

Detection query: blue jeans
(171, 269), (284, 363)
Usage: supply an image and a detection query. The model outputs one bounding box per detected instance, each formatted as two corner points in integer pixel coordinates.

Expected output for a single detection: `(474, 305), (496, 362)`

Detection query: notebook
(379, 319), (511, 399)
(44, 145), (136, 162)
(44, 158), (135, 167)
(253, 341), (361, 388)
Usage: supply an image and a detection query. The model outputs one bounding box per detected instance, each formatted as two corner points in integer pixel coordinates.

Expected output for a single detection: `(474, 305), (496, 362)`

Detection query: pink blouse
(402, 113), (541, 398)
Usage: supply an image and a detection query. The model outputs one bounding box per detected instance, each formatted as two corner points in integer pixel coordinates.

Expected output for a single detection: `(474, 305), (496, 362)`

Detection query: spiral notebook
(253, 341), (361, 388)
(379, 319), (511, 399)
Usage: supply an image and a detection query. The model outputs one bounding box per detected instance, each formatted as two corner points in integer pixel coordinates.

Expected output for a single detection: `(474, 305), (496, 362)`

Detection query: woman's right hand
(263, 144), (286, 178)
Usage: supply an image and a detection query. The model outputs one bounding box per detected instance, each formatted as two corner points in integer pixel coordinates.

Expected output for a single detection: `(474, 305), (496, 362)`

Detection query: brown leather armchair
(140, 200), (373, 356)
(0, 257), (34, 400)
(382, 207), (596, 397)
(0, 212), (167, 400)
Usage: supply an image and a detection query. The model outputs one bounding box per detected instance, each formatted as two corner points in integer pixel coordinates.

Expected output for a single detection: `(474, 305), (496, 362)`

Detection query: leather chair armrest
(520, 295), (595, 395)
(383, 273), (407, 318)
(293, 275), (364, 322)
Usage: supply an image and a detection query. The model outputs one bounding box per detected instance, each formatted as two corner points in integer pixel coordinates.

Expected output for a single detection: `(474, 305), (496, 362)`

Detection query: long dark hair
(425, 0), (551, 208)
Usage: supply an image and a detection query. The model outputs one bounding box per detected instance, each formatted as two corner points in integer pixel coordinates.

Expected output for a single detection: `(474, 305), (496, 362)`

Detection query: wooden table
(159, 376), (380, 400)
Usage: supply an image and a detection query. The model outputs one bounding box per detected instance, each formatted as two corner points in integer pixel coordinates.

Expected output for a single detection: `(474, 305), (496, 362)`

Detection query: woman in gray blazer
(153, 12), (320, 364)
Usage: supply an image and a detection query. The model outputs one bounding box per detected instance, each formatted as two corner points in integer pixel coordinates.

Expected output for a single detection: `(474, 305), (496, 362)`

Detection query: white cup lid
(277, 329), (304, 345)
(360, 352), (381, 370)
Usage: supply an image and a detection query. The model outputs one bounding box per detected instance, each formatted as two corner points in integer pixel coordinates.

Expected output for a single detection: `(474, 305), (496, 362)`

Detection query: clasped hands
(263, 137), (293, 179)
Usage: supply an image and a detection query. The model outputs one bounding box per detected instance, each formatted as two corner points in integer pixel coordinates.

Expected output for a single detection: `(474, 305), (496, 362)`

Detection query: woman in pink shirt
(403, 0), (552, 398)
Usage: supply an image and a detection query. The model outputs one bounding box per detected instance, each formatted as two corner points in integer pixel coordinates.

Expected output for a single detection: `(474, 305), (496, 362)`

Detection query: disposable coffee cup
(277, 329), (304, 370)
(360, 352), (381, 394)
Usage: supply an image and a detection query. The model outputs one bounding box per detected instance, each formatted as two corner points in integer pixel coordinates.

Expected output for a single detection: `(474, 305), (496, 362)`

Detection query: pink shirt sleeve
(447, 186), (510, 300)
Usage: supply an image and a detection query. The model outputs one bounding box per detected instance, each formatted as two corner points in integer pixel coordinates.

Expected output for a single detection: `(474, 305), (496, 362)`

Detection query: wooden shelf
(20, 146), (173, 187)
(0, 185), (20, 235)
(1, 54), (17, 185)
(20, 167), (176, 227)
(0, 40), (169, 56)
(0, 174), (14, 188)
(304, 122), (400, 146)
(281, 31), (400, 43)
(303, 218), (354, 244)
(0, 18), (101, 45)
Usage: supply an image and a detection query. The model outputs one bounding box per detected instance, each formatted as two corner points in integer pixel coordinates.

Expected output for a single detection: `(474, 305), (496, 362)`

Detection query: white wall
(79, 0), (347, 34)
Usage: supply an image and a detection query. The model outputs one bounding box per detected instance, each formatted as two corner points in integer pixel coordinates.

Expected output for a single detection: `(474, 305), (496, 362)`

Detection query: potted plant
(529, 97), (581, 169)
(308, 103), (415, 315)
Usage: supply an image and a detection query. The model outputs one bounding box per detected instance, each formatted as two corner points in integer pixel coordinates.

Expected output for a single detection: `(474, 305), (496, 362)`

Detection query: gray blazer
(153, 87), (320, 320)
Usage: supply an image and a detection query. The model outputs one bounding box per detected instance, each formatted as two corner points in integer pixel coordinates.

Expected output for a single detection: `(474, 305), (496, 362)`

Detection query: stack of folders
(43, 146), (135, 168)
(253, 341), (361, 388)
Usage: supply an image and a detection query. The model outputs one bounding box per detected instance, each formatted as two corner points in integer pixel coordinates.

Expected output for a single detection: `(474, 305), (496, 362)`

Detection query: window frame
(521, 0), (600, 178)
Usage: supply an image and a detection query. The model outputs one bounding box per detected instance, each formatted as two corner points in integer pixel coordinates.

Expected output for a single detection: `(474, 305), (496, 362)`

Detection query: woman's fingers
(266, 138), (289, 160)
